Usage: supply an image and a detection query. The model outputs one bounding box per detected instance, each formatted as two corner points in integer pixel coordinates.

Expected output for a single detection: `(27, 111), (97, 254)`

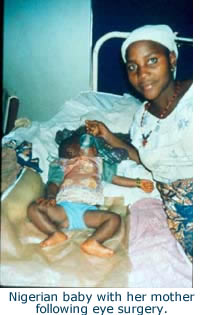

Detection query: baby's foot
(80, 239), (114, 258)
(40, 231), (68, 248)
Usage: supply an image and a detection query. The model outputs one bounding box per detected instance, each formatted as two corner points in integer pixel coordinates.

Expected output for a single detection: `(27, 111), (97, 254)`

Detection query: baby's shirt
(48, 156), (104, 205)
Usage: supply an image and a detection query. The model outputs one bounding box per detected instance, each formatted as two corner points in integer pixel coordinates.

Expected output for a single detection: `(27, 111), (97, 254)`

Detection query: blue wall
(3, 0), (92, 121)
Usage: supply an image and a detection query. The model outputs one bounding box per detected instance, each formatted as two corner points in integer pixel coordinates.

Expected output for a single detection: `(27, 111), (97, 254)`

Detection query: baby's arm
(112, 175), (154, 193)
(45, 182), (59, 199)
(36, 182), (59, 207)
(37, 160), (64, 204)
(36, 158), (63, 207)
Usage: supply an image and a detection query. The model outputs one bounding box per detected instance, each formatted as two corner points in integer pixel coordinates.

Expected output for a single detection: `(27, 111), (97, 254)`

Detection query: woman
(86, 24), (193, 262)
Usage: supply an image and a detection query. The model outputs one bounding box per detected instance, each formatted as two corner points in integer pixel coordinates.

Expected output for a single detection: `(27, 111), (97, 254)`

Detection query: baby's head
(59, 133), (97, 159)
(59, 133), (80, 159)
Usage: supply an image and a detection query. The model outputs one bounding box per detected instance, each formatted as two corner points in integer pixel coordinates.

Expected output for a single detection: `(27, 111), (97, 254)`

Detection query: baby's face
(64, 143), (97, 159)
(65, 143), (81, 159)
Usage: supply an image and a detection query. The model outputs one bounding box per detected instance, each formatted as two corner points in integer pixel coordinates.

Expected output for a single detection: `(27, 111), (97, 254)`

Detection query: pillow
(1, 168), (45, 223)
(1, 147), (21, 193)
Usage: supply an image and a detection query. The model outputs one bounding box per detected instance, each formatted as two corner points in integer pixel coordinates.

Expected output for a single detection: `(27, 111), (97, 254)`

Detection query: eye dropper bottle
(79, 134), (95, 155)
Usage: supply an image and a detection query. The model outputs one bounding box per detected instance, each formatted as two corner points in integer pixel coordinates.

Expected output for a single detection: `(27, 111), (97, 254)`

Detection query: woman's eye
(127, 63), (137, 72)
(148, 57), (158, 65)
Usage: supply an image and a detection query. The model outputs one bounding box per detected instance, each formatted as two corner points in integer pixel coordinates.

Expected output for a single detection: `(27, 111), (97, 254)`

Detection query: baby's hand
(36, 197), (56, 207)
(140, 179), (154, 193)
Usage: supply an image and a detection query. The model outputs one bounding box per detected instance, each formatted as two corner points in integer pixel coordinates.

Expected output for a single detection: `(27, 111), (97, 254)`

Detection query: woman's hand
(85, 120), (111, 140)
(86, 120), (140, 164)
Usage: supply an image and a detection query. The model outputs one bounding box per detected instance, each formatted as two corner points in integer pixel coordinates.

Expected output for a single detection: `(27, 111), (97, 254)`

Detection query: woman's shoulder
(175, 80), (193, 120)
(180, 79), (193, 97)
(177, 80), (193, 108)
(183, 79), (193, 87)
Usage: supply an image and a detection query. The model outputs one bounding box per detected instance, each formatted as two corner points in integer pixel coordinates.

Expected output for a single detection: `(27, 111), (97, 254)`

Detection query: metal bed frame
(2, 90), (19, 136)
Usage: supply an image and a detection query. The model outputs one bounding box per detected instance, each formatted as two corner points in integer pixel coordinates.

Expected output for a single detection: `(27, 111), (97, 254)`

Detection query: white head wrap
(121, 24), (178, 63)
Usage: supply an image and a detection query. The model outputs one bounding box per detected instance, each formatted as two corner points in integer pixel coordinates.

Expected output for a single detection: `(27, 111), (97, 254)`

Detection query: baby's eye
(127, 63), (137, 72)
(148, 57), (158, 65)
(66, 150), (73, 158)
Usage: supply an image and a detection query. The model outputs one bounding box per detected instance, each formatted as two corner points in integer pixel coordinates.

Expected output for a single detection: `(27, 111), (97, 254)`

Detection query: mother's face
(125, 40), (176, 100)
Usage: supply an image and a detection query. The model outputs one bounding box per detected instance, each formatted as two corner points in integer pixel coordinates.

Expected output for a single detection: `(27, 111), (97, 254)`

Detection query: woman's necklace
(140, 81), (181, 147)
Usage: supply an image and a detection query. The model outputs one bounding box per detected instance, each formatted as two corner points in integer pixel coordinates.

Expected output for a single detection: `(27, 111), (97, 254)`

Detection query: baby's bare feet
(40, 231), (68, 248)
(80, 239), (114, 257)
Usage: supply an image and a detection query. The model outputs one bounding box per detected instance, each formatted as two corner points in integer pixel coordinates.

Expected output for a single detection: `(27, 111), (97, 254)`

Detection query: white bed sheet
(3, 91), (160, 205)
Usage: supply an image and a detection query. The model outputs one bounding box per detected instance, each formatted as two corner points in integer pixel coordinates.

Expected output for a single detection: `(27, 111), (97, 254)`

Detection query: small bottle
(79, 134), (95, 155)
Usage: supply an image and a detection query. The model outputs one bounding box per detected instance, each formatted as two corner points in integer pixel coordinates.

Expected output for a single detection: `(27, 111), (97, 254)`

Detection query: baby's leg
(81, 210), (121, 257)
(27, 202), (68, 247)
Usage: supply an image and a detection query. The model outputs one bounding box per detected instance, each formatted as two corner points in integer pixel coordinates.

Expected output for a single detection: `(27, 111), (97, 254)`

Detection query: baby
(27, 133), (121, 258)
(27, 130), (154, 258)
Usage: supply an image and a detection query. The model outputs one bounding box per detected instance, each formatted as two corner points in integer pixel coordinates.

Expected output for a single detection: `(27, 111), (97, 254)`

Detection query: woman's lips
(141, 83), (153, 91)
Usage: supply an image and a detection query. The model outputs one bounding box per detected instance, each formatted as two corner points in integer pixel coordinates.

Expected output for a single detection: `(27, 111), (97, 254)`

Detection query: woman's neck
(147, 80), (192, 119)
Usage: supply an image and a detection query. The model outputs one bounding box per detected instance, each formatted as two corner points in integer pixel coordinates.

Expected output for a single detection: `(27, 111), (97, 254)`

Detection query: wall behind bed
(92, 0), (193, 96)
(3, 0), (92, 122)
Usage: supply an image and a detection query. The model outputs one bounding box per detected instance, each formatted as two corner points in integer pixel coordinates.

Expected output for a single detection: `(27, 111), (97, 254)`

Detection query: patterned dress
(130, 85), (193, 262)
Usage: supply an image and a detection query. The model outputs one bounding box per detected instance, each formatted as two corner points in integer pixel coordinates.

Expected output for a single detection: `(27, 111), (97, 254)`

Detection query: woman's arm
(85, 120), (141, 164)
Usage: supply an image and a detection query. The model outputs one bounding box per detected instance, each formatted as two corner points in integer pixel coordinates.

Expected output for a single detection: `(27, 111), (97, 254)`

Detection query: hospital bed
(1, 31), (193, 288)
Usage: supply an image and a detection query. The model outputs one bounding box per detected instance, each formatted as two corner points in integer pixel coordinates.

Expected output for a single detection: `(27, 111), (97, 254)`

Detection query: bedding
(1, 91), (192, 287)
(2, 91), (160, 204)
(1, 169), (44, 223)
(1, 169), (129, 287)
(1, 146), (21, 193)
(0, 171), (191, 287)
